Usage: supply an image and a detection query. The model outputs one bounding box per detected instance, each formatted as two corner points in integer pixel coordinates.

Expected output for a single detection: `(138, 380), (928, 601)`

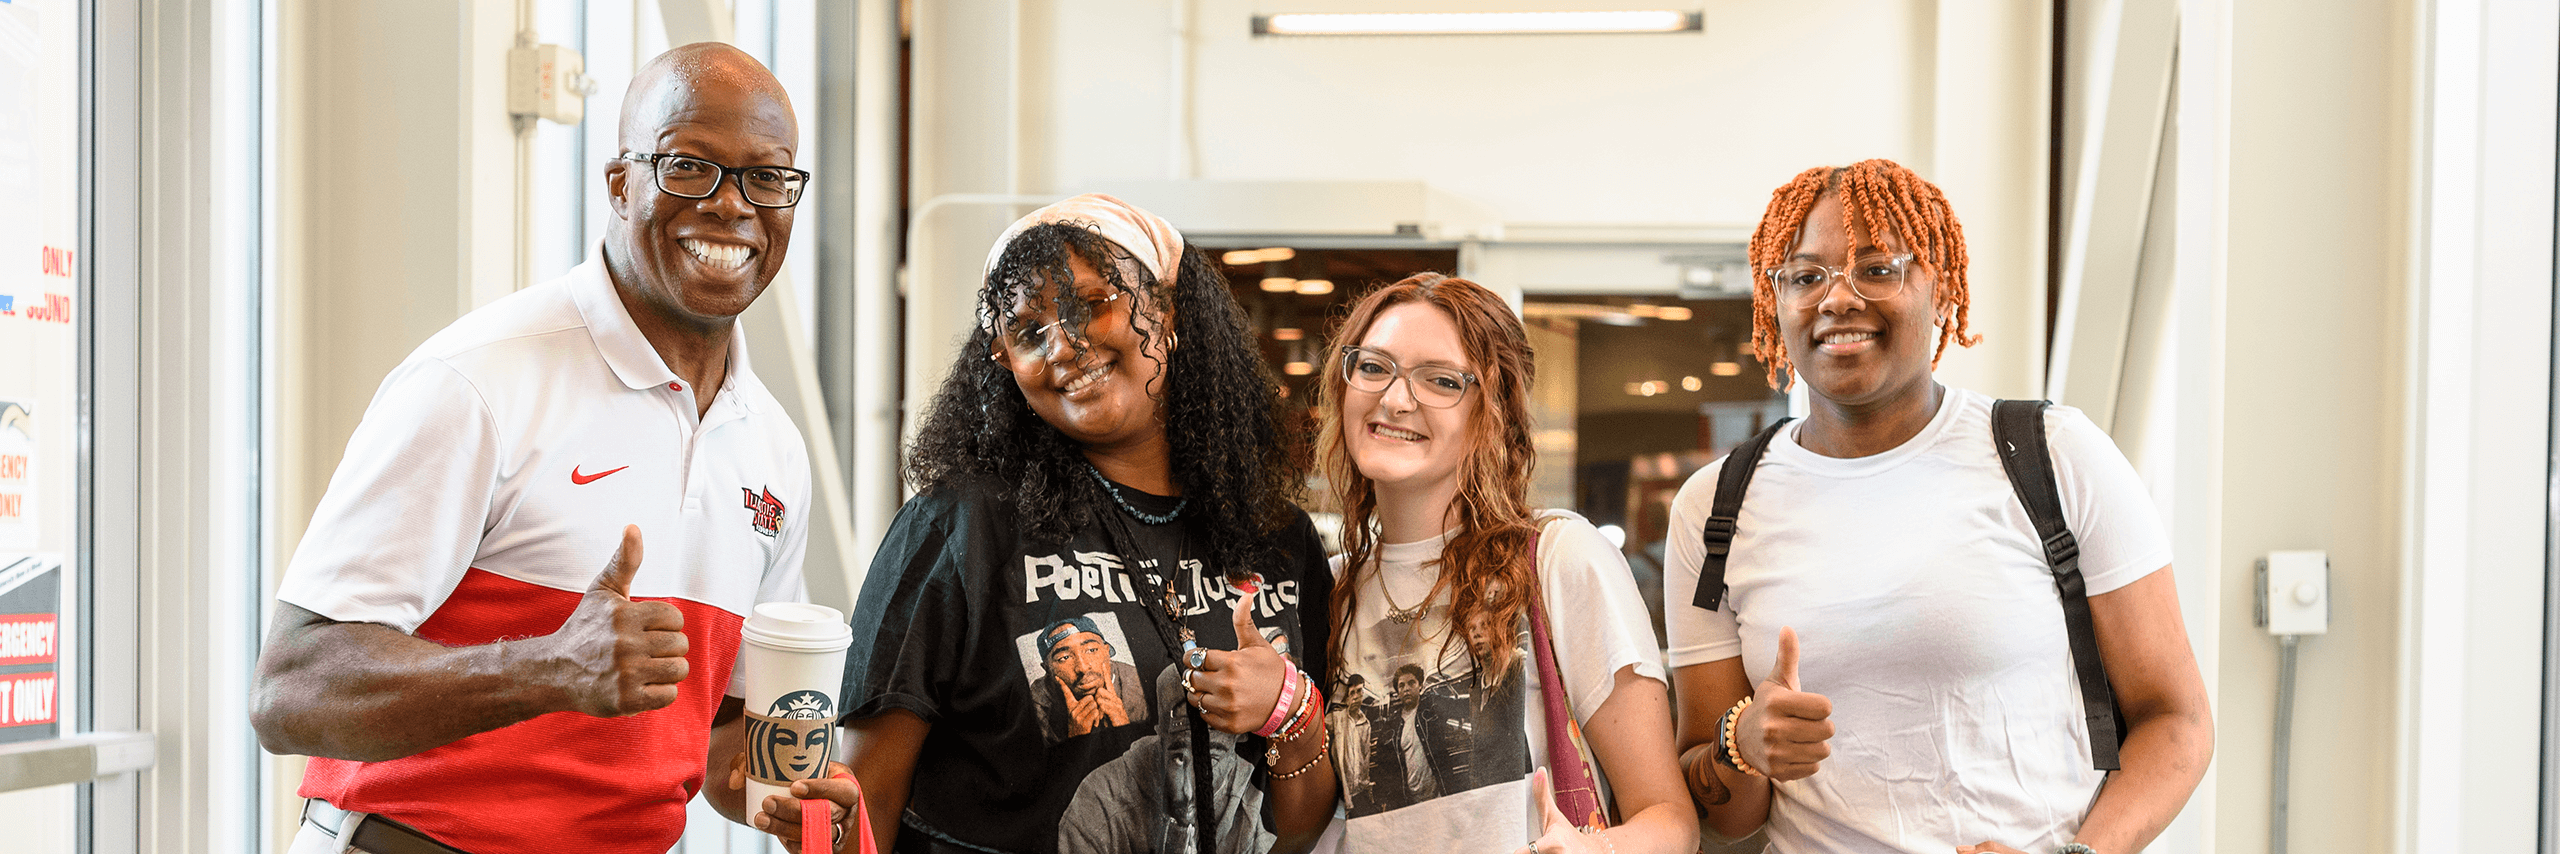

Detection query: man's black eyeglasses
(619, 152), (810, 209)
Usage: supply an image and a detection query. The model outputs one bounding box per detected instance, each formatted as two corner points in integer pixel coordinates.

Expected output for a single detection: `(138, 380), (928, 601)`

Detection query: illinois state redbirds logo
(742, 486), (785, 537)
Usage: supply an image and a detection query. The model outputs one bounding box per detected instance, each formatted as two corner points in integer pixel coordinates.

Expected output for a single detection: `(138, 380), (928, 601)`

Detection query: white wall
(2211, 0), (2412, 846)
(1038, 0), (1921, 225)
(909, 0), (2050, 410)
(2192, 1), (2555, 852)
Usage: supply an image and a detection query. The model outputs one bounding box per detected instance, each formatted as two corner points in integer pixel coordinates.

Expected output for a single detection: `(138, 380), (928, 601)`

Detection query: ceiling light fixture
(1261, 277), (1299, 292)
(1255, 10), (1701, 36)
(1273, 327), (1305, 341)
(1222, 247), (1300, 265)
(1295, 279), (1335, 295)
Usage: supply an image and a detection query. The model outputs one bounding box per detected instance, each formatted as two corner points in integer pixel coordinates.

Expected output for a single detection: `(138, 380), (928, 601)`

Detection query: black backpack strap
(1991, 399), (2125, 771)
(1691, 416), (1793, 611)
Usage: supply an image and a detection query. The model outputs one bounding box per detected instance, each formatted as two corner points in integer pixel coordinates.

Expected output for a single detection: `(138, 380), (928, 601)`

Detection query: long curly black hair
(906, 222), (1302, 582)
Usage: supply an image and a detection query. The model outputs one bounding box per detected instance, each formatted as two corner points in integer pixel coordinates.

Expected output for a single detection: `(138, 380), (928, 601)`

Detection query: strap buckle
(1701, 515), (1738, 557)
(2041, 530), (2080, 567)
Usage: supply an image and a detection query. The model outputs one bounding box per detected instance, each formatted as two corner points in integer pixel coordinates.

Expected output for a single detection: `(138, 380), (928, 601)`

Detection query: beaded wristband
(1274, 682), (1315, 739)
(1267, 685), (1322, 766)
(1711, 700), (1743, 769)
(1720, 696), (1764, 777)
(1279, 685), (1323, 740)
(1254, 663), (1303, 737)
(1267, 723), (1332, 780)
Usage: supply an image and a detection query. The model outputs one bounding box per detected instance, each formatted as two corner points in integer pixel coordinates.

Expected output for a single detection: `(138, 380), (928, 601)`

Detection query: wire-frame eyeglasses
(1338, 346), (1478, 409)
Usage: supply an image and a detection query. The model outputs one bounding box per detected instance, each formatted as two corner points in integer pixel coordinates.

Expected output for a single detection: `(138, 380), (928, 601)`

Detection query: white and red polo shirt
(276, 247), (811, 854)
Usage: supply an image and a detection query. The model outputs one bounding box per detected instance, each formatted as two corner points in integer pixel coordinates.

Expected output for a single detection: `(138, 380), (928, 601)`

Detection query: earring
(1168, 332), (1180, 352)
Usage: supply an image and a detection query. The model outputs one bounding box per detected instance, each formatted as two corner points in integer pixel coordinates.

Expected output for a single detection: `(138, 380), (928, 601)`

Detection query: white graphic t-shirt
(1326, 510), (1664, 852)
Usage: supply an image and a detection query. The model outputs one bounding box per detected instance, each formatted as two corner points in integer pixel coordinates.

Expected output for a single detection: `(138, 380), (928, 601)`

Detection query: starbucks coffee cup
(739, 601), (853, 809)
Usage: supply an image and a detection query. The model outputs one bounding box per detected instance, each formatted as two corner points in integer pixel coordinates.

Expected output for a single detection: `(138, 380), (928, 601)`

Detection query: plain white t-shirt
(1326, 510), (1666, 852)
(1664, 387), (2172, 854)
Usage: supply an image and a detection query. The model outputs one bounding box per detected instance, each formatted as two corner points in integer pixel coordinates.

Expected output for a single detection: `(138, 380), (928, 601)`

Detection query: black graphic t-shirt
(843, 475), (1333, 854)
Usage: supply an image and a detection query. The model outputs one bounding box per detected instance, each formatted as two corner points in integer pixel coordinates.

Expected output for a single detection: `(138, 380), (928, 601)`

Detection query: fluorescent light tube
(1255, 11), (1701, 37)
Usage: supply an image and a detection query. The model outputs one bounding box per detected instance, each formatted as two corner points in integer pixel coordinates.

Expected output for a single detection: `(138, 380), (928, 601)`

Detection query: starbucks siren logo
(745, 689), (835, 785)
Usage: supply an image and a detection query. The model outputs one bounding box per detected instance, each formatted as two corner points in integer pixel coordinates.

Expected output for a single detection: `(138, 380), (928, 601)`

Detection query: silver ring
(1181, 671), (1197, 693)
(1186, 647), (1209, 670)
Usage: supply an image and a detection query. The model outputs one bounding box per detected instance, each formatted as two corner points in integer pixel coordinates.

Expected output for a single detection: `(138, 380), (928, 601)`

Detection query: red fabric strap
(1525, 529), (1609, 829)
(804, 797), (831, 854)
(803, 771), (876, 854)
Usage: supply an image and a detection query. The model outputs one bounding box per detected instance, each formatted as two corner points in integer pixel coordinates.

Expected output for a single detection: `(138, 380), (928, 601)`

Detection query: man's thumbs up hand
(538, 525), (690, 717)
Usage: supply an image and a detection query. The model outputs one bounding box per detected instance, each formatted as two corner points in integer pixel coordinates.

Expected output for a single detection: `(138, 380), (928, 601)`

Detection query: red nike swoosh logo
(570, 465), (629, 485)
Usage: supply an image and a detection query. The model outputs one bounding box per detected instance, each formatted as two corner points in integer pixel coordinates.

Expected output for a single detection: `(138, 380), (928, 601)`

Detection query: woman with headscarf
(1315, 274), (1696, 854)
(750, 195), (1337, 854)
(1665, 161), (2212, 854)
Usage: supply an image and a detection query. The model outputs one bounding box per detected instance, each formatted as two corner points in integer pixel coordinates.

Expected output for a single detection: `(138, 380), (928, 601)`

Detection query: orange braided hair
(1745, 159), (1983, 389)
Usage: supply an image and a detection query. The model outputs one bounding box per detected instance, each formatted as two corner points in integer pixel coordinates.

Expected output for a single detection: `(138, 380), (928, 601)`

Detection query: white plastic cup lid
(742, 602), (852, 652)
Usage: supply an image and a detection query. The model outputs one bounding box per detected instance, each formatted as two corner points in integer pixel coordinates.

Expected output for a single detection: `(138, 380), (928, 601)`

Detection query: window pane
(0, 0), (89, 847)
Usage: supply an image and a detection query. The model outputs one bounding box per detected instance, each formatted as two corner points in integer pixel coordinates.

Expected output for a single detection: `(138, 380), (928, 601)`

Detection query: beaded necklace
(1083, 461), (1186, 525)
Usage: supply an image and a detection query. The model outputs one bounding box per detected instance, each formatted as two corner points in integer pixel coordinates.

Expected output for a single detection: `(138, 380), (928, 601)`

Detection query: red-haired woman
(1315, 274), (1696, 854)
(1664, 160), (2212, 854)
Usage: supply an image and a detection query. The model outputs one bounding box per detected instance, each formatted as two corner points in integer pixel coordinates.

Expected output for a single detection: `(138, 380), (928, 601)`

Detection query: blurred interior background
(0, 1), (2551, 853)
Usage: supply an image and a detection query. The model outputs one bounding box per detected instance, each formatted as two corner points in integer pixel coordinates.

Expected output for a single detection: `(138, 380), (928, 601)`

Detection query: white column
(849, 0), (902, 578)
(2398, 0), (2557, 851)
(1925, 0), (2050, 401)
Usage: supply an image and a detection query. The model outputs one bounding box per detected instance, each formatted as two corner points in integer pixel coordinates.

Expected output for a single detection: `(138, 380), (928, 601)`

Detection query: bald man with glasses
(253, 43), (817, 854)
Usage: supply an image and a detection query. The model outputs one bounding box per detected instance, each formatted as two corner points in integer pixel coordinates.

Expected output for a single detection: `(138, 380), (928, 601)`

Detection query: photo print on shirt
(1057, 661), (1274, 854)
(1017, 611), (1153, 743)
(1330, 603), (1533, 818)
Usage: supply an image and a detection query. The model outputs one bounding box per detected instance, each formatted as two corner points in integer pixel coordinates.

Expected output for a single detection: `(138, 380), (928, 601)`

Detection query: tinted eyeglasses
(1000, 290), (1127, 364)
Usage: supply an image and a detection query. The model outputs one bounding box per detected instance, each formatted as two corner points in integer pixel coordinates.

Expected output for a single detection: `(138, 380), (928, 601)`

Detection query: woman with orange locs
(1663, 160), (2212, 854)
(1315, 273), (1695, 854)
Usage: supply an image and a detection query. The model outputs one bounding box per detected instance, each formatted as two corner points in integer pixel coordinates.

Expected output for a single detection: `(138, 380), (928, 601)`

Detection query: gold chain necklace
(1376, 565), (1429, 624)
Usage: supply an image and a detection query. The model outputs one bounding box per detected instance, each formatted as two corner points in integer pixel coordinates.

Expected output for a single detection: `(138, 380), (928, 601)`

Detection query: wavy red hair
(1318, 273), (1539, 685)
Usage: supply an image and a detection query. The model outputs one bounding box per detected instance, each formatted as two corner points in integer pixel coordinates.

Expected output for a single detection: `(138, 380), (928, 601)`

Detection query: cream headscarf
(980, 193), (1187, 287)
